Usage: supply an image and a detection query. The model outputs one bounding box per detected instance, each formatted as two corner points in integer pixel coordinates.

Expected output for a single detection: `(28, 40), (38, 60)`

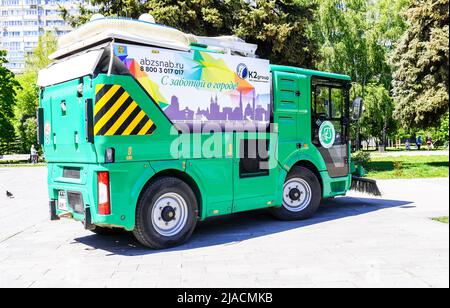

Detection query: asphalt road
(0, 167), (448, 288)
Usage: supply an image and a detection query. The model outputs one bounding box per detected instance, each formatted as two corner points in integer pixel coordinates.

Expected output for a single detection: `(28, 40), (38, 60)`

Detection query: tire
(91, 226), (125, 236)
(271, 166), (322, 221)
(133, 177), (198, 249)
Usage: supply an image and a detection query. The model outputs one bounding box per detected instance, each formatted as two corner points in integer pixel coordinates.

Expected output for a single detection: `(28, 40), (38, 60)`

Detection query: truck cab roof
(271, 64), (351, 81)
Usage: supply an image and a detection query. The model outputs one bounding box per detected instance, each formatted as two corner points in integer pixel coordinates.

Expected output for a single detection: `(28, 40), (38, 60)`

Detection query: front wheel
(270, 166), (322, 220)
(133, 177), (198, 249)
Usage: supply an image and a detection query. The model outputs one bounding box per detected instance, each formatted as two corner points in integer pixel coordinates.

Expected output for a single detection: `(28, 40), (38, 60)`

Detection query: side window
(314, 86), (331, 118)
(330, 87), (343, 119)
(312, 78), (348, 147)
(313, 85), (344, 120)
(239, 139), (270, 178)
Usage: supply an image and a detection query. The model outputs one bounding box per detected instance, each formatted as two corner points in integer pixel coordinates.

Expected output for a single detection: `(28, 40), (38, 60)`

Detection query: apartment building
(0, 0), (93, 73)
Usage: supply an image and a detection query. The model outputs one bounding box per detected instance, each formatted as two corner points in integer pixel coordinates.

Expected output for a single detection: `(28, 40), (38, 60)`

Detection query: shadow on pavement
(73, 196), (412, 256)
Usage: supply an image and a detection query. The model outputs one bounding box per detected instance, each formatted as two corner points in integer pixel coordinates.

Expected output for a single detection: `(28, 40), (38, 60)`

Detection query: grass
(432, 217), (449, 224)
(366, 155), (449, 179)
(362, 146), (448, 152)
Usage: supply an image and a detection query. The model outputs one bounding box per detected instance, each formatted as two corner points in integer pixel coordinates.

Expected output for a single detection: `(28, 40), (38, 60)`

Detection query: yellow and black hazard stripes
(94, 84), (157, 136)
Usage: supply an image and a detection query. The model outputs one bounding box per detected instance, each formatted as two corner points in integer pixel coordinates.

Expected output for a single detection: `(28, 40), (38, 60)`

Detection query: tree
(315, 0), (370, 86)
(235, 0), (318, 67)
(0, 50), (20, 153)
(25, 31), (57, 70)
(148, 0), (239, 37)
(14, 72), (39, 153)
(391, 0), (449, 129)
(314, 0), (409, 89)
(353, 83), (397, 149)
(61, 0), (146, 27)
(13, 32), (57, 153)
(60, 0), (318, 68)
(314, 0), (409, 149)
(434, 112), (449, 147)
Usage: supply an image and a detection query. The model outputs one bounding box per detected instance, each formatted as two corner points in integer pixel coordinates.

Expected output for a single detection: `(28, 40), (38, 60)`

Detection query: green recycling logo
(319, 121), (336, 149)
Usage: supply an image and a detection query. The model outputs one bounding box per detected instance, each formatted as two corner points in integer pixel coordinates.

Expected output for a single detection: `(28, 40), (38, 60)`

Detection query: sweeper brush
(351, 176), (382, 196)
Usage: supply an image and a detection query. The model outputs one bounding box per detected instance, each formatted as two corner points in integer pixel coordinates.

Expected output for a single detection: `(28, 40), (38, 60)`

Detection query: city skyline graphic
(165, 90), (271, 123)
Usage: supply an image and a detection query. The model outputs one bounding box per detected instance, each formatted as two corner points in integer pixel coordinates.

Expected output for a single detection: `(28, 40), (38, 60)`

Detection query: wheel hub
(289, 188), (302, 201)
(161, 206), (176, 222)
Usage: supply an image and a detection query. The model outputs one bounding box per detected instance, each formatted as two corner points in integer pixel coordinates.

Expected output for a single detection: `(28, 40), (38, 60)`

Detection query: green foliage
(435, 113), (449, 147)
(15, 72), (38, 120)
(19, 118), (38, 154)
(61, 1), (147, 27)
(14, 72), (39, 153)
(391, 0), (449, 129)
(0, 50), (20, 151)
(12, 33), (57, 153)
(0, 118), (17, 154)
(25, 32), (57, 71)
(60, 0), (318, 68)
(314, 0), (409, 88)
(0, 50), (19, 120)
(147, 0), (239, 37)
(314, 0), (409, 148)
(414, 112), (450, 148)
(352, 83), (397, 143)
(315, 0), (370, 84)
(235, 0), (318, 67)
(352, 150), (371, 168)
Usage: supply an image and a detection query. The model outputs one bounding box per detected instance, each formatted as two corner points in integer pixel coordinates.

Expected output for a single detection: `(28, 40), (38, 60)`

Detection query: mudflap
(49, 200), (60, 221)
(84, 207), (96, 231)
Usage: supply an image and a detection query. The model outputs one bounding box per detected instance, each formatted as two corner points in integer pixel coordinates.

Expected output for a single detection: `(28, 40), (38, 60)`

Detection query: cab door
(311, 78), (350, 178)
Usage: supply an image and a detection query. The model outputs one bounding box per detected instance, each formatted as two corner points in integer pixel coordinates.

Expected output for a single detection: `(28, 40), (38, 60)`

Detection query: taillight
(97, 171), (111, 215)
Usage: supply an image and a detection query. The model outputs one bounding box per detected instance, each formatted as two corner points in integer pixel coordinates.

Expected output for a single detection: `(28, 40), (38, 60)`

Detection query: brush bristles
(351, 176), (382, 197)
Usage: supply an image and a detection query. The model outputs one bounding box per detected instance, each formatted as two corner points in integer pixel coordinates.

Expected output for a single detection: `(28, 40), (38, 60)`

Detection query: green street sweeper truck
(37, 14), (380, 249)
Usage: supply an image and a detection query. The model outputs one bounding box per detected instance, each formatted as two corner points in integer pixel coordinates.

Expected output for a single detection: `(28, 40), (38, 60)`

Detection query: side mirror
(351, 97), (363, 121)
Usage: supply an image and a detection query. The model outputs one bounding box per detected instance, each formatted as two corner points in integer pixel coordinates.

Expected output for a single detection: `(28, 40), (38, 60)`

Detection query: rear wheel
(271, 166), (322, 220)
(133, 177), (198, 249)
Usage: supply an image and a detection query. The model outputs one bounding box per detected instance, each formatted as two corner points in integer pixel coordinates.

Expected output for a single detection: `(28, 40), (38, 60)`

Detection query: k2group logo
(236, 63), (249, 79)
(319, 121), (336, 149)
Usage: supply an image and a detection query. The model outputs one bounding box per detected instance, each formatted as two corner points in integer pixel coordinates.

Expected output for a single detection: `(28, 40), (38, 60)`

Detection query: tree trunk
(379, 121), (387, 153)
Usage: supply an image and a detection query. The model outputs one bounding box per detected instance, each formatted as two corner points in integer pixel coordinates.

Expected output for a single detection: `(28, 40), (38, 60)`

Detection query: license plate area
(58, 190), (68, 211)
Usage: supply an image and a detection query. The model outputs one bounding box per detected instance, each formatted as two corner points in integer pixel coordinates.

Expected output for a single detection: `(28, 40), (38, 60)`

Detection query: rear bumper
(49, 200), (95, 230)
(48, 163), (108, 228)
(47, 161), (155, 231)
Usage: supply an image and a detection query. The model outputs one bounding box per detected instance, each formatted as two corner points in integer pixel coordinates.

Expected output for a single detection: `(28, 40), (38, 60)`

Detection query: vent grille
(63, 167), (81, 179)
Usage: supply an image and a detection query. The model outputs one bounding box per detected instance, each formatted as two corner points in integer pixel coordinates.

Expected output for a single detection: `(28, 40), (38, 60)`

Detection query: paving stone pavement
(0, 167), (448, 288)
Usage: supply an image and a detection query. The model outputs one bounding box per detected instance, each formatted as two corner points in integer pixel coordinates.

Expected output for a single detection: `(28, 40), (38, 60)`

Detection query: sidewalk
(0, 167), (448, 288)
